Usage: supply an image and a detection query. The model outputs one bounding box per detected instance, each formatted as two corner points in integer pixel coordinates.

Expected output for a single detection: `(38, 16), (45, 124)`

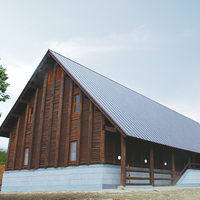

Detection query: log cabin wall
(5, 65), (105, 170)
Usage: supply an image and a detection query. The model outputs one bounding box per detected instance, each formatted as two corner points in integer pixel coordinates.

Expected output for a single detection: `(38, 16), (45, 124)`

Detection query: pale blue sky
(0, 0), (200, 149)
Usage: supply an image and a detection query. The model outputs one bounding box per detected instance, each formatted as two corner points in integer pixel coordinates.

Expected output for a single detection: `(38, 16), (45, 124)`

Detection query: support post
(12, 117), (21, 170)
(188, 154), (191, 169)
(45, 64), (57, 168)
(172, 150), (176, 185)
(64, 79), (73, 166)
(76, 91), (82, 166)
(121, 135), (126, 186)
(19, 103), (30, 170)
(28, 88), (39, 169)
(35, 73), (48, 169)
(54, 70), (64, 167)
(100, 114), (105, 164)
(87, 100), (93, 165)
(150, 143), (154, 186)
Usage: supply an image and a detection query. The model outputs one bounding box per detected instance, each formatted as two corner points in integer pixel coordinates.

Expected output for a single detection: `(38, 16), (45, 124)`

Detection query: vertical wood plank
(35, 73), (48, 169)
(12, 117), (21, 170)
(100, 114), (105, 164)
(64, 79), (73, 166)
(192, 154), (196, 169)
(87, 100), (93, 165)
(5, 133), (12, 170)
(28, 88), (39, 169)
(172, 150), (175, 185)
(76, 91), (83, 166)
(54, 70), (64, 167)
(19, 103), (30, 170)
(113, 136), (116, 165)
(45, 64), (57, 168)
(132, 139), (134, 167)
(121, 135), (126, 186)
(188, 154), (191, 169)
(150, 143), (154, 186)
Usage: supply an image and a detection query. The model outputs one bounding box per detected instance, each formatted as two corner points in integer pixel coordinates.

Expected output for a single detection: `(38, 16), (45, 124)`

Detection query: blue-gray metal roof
(50, 50), (200, 153)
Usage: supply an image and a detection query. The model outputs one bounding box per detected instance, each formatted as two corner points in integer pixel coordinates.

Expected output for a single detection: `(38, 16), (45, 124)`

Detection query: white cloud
(47, 26), (159, 60)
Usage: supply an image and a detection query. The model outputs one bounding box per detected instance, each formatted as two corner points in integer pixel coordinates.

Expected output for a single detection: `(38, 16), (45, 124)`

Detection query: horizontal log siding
(58, 76), (70, 166)
(80, 96), (90, 164)
(30, 85), (43, 168)
(91, 108), (101, 163)
(40, 82), (52, 167)
(49, 80), (61, 166)
(14, 110), (26, 169)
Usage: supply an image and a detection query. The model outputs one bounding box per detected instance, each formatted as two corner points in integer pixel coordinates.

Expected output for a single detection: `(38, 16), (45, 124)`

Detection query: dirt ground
(0, 186), (200, 200)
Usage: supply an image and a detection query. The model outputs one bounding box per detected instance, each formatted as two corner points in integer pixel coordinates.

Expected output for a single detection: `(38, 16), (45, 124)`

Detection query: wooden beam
(188, 154), (191, 169)
(19, 99), (29, 104)
(2, 128), (12, 133)
(45, 64), (57, 168)
(28, 84), (37, 90)
(150, 143), (154, 186)
(100, 114), (105, 164)
(64, 79), (73, 167)
(12, 117), (21, 170)
(10, 114), (20, 119)
(87, 101), (93, 165)
(54, 70), (64, 168)
(113, 136), (116, 165)
(104, 126), (117, 133)
(171, 150), (175, 185)
(121, 135), (126, 186)
(28, 88), (39, 169)
(19, 103), (30, 170)
(76, 91), (83, 166)
(35, 73), (48, 169)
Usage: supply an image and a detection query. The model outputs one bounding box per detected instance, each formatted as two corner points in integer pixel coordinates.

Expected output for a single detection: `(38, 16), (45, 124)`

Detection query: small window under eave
(48, 66), (62, 84)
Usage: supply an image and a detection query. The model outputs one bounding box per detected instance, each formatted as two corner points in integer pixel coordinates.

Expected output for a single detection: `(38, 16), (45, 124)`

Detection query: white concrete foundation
(1, 164), (121, 191)
(176, 169), (200, 186)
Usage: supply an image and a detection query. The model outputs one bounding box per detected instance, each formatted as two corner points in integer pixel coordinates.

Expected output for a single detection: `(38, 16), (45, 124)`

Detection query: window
(48, 68), (54, 84)
(24, 148), (29, 166)
(28, 107), (34, 124)
(69, 141), (77, 162)
(48, 66), (62, 84)
(56, 67), (62, 81)
(73, 94), (80, 112)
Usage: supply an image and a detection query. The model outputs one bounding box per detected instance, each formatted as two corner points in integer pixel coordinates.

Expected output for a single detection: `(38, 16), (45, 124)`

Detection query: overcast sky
(0, 0), (200, 150)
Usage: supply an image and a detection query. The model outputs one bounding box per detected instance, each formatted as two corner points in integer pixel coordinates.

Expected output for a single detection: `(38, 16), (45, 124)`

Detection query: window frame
(23, 148), (29, 166)
(48, 68), (54, 84)
(73, 94), (80, 113)
(28, 107), (34, 124)
(56, 66), (62, 81)
(69, 141), (77, 162)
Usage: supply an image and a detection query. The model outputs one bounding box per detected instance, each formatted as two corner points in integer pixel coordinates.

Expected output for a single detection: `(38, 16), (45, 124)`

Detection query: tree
(0, 149), (7, 165)
(0, 65), (10, 102)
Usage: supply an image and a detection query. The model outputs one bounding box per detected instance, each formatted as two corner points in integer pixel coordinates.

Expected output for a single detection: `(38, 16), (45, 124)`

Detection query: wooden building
(1, 50), (200, 191)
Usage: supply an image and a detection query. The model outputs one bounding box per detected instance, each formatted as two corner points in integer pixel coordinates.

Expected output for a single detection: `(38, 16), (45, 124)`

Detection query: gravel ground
(0, 186), (200, 200)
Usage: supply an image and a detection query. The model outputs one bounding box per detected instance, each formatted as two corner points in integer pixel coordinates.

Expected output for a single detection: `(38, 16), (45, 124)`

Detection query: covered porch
(120, 135), (200, 186)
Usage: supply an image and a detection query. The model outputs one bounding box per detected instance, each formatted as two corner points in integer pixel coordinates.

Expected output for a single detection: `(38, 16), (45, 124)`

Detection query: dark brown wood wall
(5, 66), (106, 170)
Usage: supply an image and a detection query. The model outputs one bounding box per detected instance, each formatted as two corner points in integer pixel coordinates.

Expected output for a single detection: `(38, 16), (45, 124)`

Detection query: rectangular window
(48, 68), (54, 84)
(73, 94), (80, 112)
(69, 141), (77, 162)
(28, 107), (33, 124)
(24, 148), (29, 166)
(56, 66), (62, 81)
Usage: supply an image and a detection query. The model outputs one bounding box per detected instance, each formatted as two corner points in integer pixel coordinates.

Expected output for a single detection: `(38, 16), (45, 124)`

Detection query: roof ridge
(49, 49), (199, 125)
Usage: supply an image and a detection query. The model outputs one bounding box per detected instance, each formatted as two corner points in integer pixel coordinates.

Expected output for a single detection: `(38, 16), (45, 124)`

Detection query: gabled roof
(1, 49), (200, 154)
